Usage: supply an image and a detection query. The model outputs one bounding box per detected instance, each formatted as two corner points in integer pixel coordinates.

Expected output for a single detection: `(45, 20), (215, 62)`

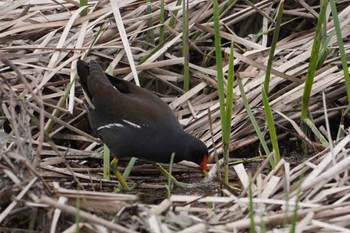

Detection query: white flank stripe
(97, 123), (124, 131)
(123, 119), (141, 129)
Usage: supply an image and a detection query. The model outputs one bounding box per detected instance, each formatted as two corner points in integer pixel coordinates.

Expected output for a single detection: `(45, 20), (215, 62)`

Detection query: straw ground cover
(1, 0), (350, 232)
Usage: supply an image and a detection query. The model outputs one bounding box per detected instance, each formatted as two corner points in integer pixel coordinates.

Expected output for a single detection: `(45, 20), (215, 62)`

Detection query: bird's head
(179, 134), (209, 176)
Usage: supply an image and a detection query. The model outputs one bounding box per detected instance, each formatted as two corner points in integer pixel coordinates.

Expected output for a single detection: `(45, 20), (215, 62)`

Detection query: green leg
(155, 163), (187, 188)
(111, 157), (130, 191)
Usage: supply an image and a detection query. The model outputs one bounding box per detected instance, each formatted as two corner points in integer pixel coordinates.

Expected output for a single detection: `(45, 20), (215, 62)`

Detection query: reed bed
(1, 0), (350, 232)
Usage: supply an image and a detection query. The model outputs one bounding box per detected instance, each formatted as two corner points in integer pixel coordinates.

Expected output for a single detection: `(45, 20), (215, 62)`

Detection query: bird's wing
(78, 60), (181, 134)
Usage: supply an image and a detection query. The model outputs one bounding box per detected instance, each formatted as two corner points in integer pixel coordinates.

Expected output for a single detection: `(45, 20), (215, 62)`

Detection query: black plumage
(76, 60), (208, 172)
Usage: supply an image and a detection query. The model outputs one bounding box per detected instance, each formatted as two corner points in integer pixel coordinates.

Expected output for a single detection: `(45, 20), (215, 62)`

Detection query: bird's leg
(110, 157), (130, 191)
(155, 163), (187, 188)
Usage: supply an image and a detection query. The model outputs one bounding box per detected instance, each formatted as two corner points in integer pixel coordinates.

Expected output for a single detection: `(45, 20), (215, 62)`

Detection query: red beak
(200, 155), (209, 177)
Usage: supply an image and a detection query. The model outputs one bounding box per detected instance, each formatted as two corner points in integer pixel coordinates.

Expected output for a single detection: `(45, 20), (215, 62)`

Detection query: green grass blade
(182, 0), (190, 91)
(166, 153), (176, 198)
(289, 182), (302, 233)
(79, 0), (88, 17)
(303, 118), (329, 147)
(212, 0), (226, 138)
(238, 79), (270, 155)
(146, 0), (155, 48)
(168, 0), (182, 28)
(213, 0), (231, 184)
(138, 35), (172, 64)
(44, 78), (76, 133)
(329, 0), (350, 105)
(191, 0), (237, 41)
(123, 157), (137, 180)
(225, 42), (235, 141)
(103, 144), (110, 180)
(159, 0), (165, 44)
(262, 86), (280, 168)
(263, 0), (284, 93)
(248, 176), (256, 233)
(223, 41), (235, 183)
(301, 0), (329, 119)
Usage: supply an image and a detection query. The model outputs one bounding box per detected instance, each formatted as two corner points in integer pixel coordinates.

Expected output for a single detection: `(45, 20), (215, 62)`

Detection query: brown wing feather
(84, 60), (182, 133)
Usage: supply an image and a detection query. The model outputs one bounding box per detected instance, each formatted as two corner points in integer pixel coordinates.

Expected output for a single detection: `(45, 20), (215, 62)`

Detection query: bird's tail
(76, 59), (92, 100)
(77, 60), (118, 109)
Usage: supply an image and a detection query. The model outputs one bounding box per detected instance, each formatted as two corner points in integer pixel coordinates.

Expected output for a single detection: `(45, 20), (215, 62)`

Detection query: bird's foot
(112, 169), (131, 191)
(111, 158), (130, 191)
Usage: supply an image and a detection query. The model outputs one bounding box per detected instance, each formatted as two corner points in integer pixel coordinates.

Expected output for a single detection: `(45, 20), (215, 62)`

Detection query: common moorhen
(76, 60), (209, 188)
